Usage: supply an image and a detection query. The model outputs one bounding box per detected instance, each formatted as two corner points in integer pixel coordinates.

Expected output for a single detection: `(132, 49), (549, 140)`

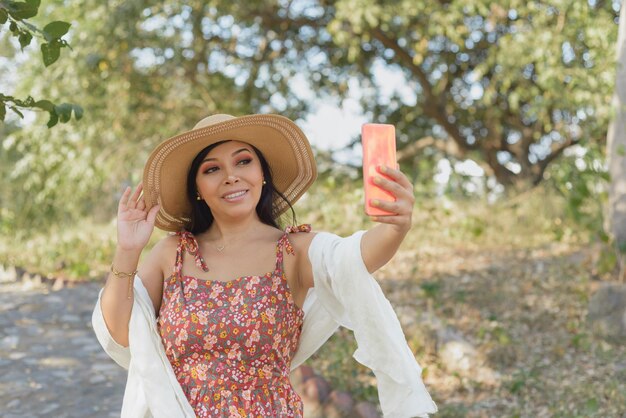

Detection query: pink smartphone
(362, 123), (397, 216)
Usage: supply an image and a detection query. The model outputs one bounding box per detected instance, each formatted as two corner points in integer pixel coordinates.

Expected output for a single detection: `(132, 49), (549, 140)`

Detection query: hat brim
(143, 114), (317, 232)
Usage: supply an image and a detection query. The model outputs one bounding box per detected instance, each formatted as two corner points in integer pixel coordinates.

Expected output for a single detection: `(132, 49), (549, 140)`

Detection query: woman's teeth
(224, 191), (246, 199)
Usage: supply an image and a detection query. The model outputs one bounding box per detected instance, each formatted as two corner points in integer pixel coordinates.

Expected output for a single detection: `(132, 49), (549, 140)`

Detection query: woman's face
(195, 140), (264, 220)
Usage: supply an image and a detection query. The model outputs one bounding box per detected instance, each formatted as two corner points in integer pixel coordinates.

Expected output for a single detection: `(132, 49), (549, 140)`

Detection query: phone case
(362, 123), (397, 216)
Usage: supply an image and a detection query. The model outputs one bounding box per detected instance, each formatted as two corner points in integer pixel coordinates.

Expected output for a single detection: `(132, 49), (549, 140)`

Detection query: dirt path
(0, 278), (124, 418)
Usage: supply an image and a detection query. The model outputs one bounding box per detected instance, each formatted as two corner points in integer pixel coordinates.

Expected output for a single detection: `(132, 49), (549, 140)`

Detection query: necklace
(206, 226), (262, 253)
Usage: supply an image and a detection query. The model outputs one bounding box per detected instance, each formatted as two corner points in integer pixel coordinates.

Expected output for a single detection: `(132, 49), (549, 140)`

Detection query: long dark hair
(185, 141), (296, 234)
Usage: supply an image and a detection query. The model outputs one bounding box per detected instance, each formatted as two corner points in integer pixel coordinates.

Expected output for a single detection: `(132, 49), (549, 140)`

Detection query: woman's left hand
(368, 165), (415, 233)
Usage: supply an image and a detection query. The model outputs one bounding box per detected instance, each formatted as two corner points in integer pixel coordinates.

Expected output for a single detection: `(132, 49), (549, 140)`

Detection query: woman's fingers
(370, 198), (399, 213)
(120, 183), (144, 211)
(118, 186), (131, 210)
(370, 197), (414, 216)
(367, 166), (414, 232)
(377, 165), (413, 189)
(370, 214), (406, 225)
(373, 175), (402, 195)
(146, 204), (160, 224)
(128, 183), (143, 209)
(372, 176), (414, 203)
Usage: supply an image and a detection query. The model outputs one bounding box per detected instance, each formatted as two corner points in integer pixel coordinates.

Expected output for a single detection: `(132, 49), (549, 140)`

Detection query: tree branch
(397, 136), (459, 161)
(534, 136), (580, 184)
(368, 28), (477, 154)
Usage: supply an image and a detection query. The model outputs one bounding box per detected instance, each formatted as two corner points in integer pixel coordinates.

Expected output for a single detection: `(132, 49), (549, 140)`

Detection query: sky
(296, 60), (413, 156)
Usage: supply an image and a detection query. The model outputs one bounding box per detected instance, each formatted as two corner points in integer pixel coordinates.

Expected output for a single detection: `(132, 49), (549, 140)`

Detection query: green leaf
(46, 111), (58, 128)
(54, 103), (72, 123)
(18, 31), (32, 49)
(41, 42), (60, 67)
(33, 99), (54, 112)
(9, 21), (17, 33)
(0, 103), (5, 121)
(72, 104), (84, 120)
(6, 0), (40, 20)
(43, 21), (70, 40)
(9, 105), (24, 118)
(0, 8), (8, 24)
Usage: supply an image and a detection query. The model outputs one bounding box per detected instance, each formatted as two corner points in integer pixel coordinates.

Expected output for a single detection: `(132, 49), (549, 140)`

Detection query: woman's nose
(225, 174), (239, 184)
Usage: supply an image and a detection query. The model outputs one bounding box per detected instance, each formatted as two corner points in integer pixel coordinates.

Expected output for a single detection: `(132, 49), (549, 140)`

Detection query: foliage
(0, 0), (620, 236)
(1, 0), (314, 233)
(544, 142), (609, 240)
(0, 178), (590, 287)
(0, 218), (168, 280)
(0, 0), (82, 126)
(246, 0), (621, 187)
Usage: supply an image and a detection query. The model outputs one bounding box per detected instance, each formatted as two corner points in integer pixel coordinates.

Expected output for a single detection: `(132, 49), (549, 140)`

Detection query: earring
(196, 193), (202, 201)
(262, 180), (267, 185)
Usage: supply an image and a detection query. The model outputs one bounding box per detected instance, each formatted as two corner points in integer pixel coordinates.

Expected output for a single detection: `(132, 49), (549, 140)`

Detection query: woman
(92, 114), (437, 417)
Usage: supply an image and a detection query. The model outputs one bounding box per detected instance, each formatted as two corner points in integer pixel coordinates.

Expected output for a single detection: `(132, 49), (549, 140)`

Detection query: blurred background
(1, 0), (625, 417)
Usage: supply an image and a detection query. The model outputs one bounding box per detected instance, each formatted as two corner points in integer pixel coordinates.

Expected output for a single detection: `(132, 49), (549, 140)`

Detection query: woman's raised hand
(368, 165), (415, 233)
(117, 183), (160, 251)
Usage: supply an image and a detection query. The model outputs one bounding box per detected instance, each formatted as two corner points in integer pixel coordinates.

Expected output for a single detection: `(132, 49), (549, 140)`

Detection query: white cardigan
(91, 230), (438, 418)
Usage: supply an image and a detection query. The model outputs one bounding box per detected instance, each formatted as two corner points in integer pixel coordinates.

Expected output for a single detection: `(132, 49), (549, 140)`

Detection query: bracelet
(110, 264), (137, 300)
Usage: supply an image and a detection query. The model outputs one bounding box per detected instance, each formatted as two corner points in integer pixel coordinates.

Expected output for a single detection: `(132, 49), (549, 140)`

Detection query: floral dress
(157, 225), (311, 418)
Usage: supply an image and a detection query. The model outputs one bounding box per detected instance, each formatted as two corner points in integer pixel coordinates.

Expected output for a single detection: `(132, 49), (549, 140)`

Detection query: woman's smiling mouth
(222, 190), (248, 201)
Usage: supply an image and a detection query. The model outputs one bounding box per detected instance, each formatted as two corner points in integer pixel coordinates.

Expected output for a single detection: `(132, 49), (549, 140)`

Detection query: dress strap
(174, 231), (209, 277)
(275, 224), (312, 271)
(284, 224), (312, 235)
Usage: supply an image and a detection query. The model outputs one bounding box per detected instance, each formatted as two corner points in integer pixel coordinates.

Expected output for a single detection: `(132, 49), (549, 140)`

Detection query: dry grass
(301, 185), (625, 417)
(387, 243), (625, 417)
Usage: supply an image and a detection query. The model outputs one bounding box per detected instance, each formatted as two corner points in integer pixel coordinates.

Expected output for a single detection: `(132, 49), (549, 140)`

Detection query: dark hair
(185, 141), (296, 234)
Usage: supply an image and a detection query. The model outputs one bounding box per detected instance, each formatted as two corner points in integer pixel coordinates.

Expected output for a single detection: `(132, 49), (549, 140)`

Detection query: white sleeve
(91, 286), (131, 370)
(290, 287), (340, 370)
(309, 231), (438, 418)
(93, 276), (197, 418)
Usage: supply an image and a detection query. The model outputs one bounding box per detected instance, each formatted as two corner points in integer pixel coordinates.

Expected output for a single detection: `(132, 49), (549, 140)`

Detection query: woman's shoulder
(150, 233), (180, 255)
(285, 224), (317, 254)
(282, 225), (316, 290)
(137, 234), (179, 274)
(137, 234), (180, 313)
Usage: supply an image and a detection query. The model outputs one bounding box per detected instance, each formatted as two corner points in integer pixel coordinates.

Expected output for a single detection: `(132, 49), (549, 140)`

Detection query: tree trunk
(606, 0), (626, 281)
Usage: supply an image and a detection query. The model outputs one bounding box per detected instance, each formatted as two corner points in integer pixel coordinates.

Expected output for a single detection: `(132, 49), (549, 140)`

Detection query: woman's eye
(237, 158), (252, 165)
(203, 166), (218, 174)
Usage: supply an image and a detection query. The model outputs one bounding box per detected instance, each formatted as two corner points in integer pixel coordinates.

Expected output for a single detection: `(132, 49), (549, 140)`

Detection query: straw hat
(142, 113), (317, 232)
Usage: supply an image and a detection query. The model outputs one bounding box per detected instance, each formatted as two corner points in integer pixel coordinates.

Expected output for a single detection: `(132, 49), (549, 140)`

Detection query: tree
(606, 0), (626, 280)
(1, 0), (621, 233)
(0, 0), (82, 127)
(247, 0), (620, 188)
(2, 0), (305, 231)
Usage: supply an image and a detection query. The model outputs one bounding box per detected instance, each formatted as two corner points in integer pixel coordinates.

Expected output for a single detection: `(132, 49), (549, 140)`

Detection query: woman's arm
(360, 165), (415, 273)
(294, 165), (414, 289)
(100, 183), (160, 347)
(296, 164), (414, 287)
